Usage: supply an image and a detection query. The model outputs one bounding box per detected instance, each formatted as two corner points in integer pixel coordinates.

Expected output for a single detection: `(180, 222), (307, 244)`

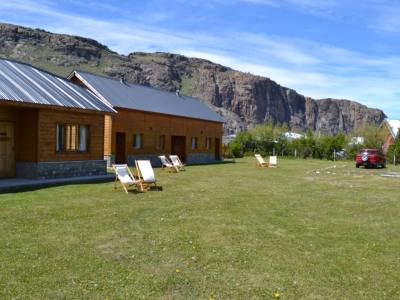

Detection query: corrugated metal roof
(0, 59), (115, 113)
(72, 70), (224, 123)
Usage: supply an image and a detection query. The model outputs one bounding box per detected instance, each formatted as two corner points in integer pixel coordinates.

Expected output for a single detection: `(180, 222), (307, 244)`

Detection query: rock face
(0, 23), (386, 134)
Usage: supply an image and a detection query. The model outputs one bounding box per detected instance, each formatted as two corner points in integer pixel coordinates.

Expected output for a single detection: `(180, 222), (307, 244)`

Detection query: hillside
(0, 23), (386, 134)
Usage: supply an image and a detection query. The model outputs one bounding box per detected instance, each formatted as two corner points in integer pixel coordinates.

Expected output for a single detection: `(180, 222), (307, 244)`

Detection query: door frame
(0, 121), (16, 178)
(171, 135), (187, 163)
(214, 138), (221, 161)
(115, 132), (126, 164)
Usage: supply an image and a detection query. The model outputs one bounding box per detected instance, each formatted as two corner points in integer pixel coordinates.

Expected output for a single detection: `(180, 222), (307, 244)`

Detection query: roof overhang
(0, 98), (115, 115)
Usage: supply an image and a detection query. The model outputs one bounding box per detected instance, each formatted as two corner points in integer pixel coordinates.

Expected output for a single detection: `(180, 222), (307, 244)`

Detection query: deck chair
(159, 155), (179, 172)
(135, 160), (158, 190)
(169, 155), (185, 171)
(269, 156), (278, 168)
(255, 154), (268, 168)
(113, 164), (143, 194)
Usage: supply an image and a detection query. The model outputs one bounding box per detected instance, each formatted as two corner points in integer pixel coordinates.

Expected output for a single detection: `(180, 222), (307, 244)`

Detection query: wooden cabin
(0, 59), (115, 179)
(381, 119), (400, 154)
(69, 71), (224, 166)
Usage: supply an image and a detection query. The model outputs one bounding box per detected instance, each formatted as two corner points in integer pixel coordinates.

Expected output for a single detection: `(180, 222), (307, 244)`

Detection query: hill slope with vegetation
(0, 23), (386, 134)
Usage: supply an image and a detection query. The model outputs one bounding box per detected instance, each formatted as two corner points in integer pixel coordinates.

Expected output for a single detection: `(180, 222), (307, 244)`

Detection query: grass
(0, 158), (399, 299)
(180, 76), (197, 96)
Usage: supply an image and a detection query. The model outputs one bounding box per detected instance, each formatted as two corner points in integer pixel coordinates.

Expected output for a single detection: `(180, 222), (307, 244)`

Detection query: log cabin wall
(37, 109), (105, 162)
(0, 104), (108, 179)
(0, 105), (38, 162)
(107, 107), (223, 166)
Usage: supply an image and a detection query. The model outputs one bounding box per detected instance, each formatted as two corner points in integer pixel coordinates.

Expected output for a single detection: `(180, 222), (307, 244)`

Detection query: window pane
(79, 125), (88, 151)
(158, 135), (165, 150)
(133, 134), (142, 149)
(65, 125), (71, 150)
(65, 125), (78, 151)
(56, 124), (64, 151)
(205, 138), (211, 149)
(191, 137), (197, 149)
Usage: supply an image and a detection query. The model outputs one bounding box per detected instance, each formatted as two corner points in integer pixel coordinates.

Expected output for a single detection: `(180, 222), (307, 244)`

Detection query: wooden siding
(17, 109), (38, 161)
(37, 109), (105, 162)
(109, 108), (223, 158)
(104, 115), (112, 156)
(0, 105), (38, 162)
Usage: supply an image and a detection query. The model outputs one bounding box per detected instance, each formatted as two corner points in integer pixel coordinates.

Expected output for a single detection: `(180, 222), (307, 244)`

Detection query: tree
(387, 134), (400, 164)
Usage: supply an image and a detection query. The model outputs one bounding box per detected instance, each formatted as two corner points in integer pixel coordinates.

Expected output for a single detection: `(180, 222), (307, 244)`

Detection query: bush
(387, 136), (400, 164)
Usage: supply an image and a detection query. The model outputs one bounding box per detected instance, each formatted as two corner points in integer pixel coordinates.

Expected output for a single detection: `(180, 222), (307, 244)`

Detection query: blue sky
(0, 0), (399, 118)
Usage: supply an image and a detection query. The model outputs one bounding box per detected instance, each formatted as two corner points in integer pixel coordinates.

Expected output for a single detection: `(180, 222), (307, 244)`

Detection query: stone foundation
(108, 153), (223, 168)
(127, 155), (163, 167)
(16, 160), (107, 180)
(104, 155), (115, 167)
(187, 153), (220, 165)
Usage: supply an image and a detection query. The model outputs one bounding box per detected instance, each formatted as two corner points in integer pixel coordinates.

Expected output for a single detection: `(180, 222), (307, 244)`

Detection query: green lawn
(1, 158), (399, 299)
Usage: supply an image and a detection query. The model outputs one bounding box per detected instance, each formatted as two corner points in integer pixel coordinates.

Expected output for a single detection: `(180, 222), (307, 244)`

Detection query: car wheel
(356, 164), (360, 168)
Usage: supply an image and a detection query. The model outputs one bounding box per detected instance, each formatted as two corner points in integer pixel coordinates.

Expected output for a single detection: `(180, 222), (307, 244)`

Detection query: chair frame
(169, 155), (186, 171)
(255, 154), (269, 168)
(135, 160), (158, 191)
(112, 164), (144, 194)
(269, 156), (278, 168)
(159, 155), (179, 172)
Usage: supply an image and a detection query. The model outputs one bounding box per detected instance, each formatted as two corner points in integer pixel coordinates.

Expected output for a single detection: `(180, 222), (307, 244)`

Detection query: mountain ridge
(0, 22), (387, 134)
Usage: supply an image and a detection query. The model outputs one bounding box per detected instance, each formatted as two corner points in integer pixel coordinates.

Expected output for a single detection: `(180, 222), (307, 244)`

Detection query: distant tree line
(227, 122), (389, 161)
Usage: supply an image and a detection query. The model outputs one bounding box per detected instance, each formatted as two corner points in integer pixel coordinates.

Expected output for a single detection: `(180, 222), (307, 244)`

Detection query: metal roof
(0, 59), (115, 113)
(72, 70), (224, 123)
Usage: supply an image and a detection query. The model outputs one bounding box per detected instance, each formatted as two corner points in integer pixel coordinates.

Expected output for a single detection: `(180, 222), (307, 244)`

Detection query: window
(157, 135), (165, 150)
(133, 134), (142, 149)
(56, 124), (88, 152)
(191, 137), (198, 149)
(205, 137), (211, 150)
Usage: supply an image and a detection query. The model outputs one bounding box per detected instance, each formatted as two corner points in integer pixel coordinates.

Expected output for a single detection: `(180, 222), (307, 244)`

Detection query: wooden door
(115, 132), (126, 164)
(215, 138), (221, 161)
(171, 136), (186, 163)
(0, 122), (15, 178)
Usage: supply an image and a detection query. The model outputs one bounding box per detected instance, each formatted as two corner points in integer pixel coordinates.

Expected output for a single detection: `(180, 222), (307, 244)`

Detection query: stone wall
(125, 153), (221, 167)
(127, 155), (163, 167)
(187, 153), (219, 165)
(16, 160), (107, 180)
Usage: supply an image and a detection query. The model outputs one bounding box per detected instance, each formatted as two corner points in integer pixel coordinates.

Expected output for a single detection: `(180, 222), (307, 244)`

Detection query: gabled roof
(0, 59), (115, 113)
(71, 70), (224, 123)
(386, 119), (400, 138)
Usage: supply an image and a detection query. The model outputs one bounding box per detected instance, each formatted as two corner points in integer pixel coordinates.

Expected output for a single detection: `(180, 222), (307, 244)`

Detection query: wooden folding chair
(112, 164), (143, 193)
(135, 160), (159, 191)
(169, 155), (186, 171)
(159, 155), (179, 172)
(269, 156), (278, 168)
(255, 154), (268, 168)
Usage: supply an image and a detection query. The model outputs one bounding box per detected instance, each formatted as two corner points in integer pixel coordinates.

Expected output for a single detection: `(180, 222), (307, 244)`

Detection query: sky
(0, 0), (399, 118)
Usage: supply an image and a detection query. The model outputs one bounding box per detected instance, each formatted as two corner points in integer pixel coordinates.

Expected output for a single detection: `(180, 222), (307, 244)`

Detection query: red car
(355, 149), (386, 168)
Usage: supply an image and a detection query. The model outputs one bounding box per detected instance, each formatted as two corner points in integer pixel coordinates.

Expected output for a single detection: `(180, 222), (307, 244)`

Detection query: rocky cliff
(0, 23), (386, 134)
